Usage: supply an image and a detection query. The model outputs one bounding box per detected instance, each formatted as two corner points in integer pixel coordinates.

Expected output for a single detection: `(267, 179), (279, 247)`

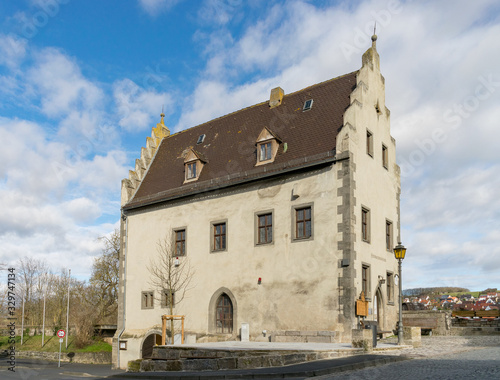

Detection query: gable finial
(371, 22), (377, 48)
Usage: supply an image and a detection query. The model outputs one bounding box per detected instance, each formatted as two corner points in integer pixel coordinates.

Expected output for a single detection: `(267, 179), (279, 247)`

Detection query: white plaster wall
(339, 49), (401, 330)
(119, 166), (343, 366)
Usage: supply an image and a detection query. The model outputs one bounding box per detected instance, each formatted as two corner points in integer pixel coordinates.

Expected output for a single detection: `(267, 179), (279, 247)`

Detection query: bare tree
(17, 257), (50, 327)
(148, 235), (194, 344)
(89, 229), (120, 322)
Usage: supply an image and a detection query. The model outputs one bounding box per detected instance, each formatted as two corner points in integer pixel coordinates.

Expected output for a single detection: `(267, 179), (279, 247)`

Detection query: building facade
(113, 36), (401, 369)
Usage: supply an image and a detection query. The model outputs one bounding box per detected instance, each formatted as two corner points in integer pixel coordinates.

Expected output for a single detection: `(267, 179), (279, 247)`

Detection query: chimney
(269, 87), (284, 108)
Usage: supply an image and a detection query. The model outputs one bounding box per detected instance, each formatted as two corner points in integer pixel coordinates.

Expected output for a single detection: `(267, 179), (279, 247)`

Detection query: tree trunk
(169, 292), (174, 345)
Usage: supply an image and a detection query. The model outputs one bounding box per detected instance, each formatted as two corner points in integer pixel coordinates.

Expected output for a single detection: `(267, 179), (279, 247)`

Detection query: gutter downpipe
(116, 211), (128, 369)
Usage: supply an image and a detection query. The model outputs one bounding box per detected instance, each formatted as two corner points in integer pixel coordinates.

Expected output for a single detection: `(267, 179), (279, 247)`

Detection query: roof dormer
(255, 127), (281, 166)
(183, 148), (206, 184)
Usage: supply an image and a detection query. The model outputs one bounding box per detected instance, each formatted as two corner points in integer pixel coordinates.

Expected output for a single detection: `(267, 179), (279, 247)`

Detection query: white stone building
(113, 36), (401, 369)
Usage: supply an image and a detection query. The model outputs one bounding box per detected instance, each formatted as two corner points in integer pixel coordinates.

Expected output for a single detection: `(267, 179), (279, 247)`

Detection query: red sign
(57, 329), (66, 338)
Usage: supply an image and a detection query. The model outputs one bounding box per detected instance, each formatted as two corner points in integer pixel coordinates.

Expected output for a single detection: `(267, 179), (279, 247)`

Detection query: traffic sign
(57, 329), (66, 338)
(59, 338), (63, 343)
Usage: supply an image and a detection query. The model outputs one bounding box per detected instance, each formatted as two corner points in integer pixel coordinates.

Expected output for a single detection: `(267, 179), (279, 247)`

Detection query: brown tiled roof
(125, 71), (358, 210)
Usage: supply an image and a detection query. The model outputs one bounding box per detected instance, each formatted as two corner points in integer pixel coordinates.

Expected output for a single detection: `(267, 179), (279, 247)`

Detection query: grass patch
(0, 334), (111, 353)
(448, 291), (481, 298)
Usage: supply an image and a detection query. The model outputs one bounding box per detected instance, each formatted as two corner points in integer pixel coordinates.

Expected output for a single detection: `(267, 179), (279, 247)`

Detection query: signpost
(57, 329), (65, 367)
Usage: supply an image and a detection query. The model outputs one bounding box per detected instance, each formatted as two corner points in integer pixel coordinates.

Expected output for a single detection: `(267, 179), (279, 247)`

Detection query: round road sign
(57, 329), (66, 338)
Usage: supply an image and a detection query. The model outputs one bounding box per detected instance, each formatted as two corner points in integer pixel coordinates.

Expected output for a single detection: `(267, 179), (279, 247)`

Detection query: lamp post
(66, 269), (71, 349)
(394, 242), (407, 345)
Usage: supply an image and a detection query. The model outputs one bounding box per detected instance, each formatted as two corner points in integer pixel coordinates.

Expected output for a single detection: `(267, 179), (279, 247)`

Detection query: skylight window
(197, 134), (206, 145)
(303, 99), (313, 111)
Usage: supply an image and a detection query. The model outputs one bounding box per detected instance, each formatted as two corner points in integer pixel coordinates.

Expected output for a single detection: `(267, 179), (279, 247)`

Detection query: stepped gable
(125, 71), (358, 210)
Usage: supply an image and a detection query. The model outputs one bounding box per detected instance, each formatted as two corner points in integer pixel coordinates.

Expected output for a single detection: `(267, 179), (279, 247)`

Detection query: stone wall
(452, 318), (500, 328)
(403, 310), (500, 336)
(449, 317), (500, 335)
(137, 346), (348, 372)
(17, 351), (112, 364)
(402, 310), (451, 335)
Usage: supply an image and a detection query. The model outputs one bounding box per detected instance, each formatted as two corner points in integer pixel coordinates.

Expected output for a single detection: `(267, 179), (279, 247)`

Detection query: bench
(376, 330), (393, 339)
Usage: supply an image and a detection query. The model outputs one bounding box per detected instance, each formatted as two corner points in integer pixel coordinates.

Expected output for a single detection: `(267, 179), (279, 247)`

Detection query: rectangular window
(385, 220), (393, 251)
(141, 291), (154, 309)
(187, 162), (197, 179)
(259, 142), (272, 161)
(361, 207), (370, 242)
(175, 229), (186, 256)
(295, 206), (312, 239)
(213, 222), (227, 251)
(382, 144), (388, 168)
(161, 289), (175, 308)
(387, 272), (394, 303)
(257, 213), (273, 244)
(362, 265), (370, 297)
(366, 130), (373, 156)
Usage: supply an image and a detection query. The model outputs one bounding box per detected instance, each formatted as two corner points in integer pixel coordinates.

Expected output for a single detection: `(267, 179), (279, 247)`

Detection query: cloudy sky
(0, 0), (499, 291)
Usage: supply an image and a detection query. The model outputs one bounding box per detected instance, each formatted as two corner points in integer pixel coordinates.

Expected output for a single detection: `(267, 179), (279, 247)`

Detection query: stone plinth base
(270, 330), (336, 343)
(403, 326), (421, 347)
(351, 329), (373, 352)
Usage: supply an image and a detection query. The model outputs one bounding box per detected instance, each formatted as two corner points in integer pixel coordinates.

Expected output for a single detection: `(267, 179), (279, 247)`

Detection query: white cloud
(113, 78), (173, 131)
(0, 115), (127, 280)
(27, 48), (103, 118)
(63, 197), (101, 223)
(138, 0), (182, 16)
(0, 34), (27, 69)
(175, 78), (274, 131)
(197, 0), (244, 26)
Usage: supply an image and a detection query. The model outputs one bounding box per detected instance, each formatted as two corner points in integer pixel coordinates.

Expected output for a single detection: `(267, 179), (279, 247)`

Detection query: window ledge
(255, 241), (274, 247)
(292, 236), (313, 242)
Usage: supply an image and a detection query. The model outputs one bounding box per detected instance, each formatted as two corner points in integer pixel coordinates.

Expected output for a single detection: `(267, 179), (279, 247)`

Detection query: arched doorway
(374, 287), (384, 330)
(141, 333), (162, 359)
(216, 294), (233, 333)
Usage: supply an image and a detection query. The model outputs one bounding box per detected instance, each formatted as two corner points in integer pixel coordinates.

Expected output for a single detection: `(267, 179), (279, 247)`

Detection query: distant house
(487, 292), (499, 301)
(420, 299), (431, 308)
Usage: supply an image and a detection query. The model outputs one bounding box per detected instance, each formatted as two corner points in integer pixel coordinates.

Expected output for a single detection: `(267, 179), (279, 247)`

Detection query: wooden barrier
(161, 315), (185, 345)
(452, 310), (499, 318)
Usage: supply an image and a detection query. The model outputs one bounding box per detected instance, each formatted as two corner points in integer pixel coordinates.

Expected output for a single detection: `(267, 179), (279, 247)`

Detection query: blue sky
(0, 0), (499, 291)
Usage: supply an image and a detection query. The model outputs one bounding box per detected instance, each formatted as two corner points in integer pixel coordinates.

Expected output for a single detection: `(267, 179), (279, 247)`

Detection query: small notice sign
(356, 291), (369, 317)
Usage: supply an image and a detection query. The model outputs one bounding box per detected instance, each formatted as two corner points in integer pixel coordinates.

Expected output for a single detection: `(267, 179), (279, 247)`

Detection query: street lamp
(394, 242), (407, 345)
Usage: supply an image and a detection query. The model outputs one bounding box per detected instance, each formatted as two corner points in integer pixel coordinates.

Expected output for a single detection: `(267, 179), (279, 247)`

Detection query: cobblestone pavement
(378, 335), (500, 358)
(310, 336), (500, 380)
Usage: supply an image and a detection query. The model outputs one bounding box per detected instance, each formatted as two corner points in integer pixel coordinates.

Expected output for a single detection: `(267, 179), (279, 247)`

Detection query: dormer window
(183, 148), (206, 183)
(186, 162), (197, 179)
(259, 142), (272, 161)
(255, 127), (281, 166)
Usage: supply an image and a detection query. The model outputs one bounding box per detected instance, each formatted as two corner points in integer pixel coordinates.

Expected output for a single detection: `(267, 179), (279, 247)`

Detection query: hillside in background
(403, 287), (498, 297)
